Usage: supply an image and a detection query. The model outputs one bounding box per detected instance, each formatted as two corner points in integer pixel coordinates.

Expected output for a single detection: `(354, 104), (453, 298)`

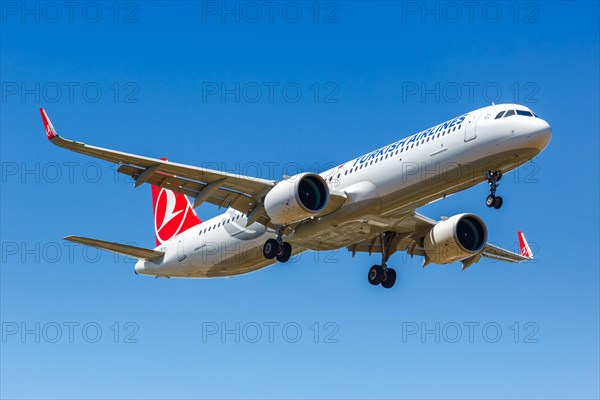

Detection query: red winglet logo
(151, 158), (201, 246)
(518, 231), (533, 259)
(39, 108), (57, 140)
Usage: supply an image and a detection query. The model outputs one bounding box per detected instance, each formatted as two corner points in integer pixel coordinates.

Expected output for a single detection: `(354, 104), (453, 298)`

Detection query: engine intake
(264, 173), (329, 225)
(423, 213), (487, 264)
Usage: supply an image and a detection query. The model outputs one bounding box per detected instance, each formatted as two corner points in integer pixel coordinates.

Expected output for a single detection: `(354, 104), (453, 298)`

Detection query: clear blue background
(1, 1), (598, 399)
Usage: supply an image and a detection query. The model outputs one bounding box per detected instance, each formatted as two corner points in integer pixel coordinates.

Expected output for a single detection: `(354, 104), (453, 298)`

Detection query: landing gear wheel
(493, 196), (503, 209)
(276, 242), (292, 263)
(368, 265), (385, 285)
(381, 268), (397, 289)
(486, 194), (495, 208)
(263, 239), (278, 259)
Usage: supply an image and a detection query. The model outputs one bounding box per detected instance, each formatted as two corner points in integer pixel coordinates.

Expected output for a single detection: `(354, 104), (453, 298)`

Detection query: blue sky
(1, 1), (599, 399)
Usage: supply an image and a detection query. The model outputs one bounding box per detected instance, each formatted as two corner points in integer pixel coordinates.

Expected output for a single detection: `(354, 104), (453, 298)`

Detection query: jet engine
(264, 173), (329, 225)
(423, 213), (487, 264)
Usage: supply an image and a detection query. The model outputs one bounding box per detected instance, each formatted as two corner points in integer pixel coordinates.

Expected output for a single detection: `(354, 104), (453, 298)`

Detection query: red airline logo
(152, 186), (201, 246)
(39, 108), (57, 140)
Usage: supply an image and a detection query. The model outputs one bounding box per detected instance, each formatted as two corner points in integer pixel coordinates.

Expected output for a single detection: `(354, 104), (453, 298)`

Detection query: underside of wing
(347, 211), (532, 268)
(482, 243), (530, 262)
(65, 236), (165, 261)
(117, 164), (271, 224)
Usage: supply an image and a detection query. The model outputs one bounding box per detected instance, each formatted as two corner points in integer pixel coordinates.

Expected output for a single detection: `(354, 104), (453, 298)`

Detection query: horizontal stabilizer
(65, 236), (164, 261)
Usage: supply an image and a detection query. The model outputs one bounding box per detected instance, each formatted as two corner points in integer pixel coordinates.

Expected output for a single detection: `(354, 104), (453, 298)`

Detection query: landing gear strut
(367, 232), (398, 289)
(263, 226), (292, 263)
(484, 170), (503, 209)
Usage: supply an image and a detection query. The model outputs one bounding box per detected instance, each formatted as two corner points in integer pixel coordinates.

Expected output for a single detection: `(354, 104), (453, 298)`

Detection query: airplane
(40, 104), (550, 289)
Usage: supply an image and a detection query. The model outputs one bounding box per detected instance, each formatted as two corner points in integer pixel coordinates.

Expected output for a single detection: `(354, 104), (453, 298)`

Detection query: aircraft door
(464, 110), (482, 142)
(177, 236), (186, 262)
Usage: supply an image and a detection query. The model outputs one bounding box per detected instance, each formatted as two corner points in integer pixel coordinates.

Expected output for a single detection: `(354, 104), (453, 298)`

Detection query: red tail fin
(518, 231), (533, 259)
(151, 158), (201, 246)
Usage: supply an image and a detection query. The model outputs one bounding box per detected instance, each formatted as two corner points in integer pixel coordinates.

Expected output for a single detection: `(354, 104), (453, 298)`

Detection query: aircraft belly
(291, 147), (540, 251)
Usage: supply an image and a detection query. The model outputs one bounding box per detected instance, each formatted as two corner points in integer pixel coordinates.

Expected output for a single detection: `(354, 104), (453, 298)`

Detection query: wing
(41, 109), (276, 226)
(41, 109), (346, 227)
(65, 236), (164, 261)
(347, 212), (532, 269)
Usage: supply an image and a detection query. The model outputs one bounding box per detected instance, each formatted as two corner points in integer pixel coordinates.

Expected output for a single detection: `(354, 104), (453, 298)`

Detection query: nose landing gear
(484, 170), (504, 209)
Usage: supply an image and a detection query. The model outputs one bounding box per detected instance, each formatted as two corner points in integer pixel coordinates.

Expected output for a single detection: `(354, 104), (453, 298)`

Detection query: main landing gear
(484, 170), (504, 209)
(367, 232), (398, 289)
(263, 227), (292, 263)
(368, 265), (397, 289)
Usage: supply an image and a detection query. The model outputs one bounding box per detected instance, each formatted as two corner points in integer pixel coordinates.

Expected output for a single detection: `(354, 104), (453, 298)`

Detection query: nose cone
(525, 117), (552, 151)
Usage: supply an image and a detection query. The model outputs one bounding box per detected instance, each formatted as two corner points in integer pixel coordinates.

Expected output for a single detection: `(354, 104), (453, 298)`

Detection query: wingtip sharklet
(518, 231), (534, 260)
(39, 108), (58, 140)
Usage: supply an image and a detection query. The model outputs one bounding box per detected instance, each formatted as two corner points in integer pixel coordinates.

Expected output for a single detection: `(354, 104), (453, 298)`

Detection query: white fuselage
(135, 104), (551, 278)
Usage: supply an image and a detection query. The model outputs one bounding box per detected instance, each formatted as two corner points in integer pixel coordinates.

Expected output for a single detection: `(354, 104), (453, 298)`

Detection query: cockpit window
(504, 110), (516, 117)
(495, 111), (505, 119)
(516, 110), (534, 117)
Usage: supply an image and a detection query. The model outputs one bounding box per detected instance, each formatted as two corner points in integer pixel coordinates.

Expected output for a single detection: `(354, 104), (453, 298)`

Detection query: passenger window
(504, 110), (516, 117)
(495, 111), (505, 119)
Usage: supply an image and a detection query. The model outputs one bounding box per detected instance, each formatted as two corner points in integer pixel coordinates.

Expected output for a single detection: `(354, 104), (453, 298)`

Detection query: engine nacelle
(264, 173), (329, 225)
(423, 213), (488, 264)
